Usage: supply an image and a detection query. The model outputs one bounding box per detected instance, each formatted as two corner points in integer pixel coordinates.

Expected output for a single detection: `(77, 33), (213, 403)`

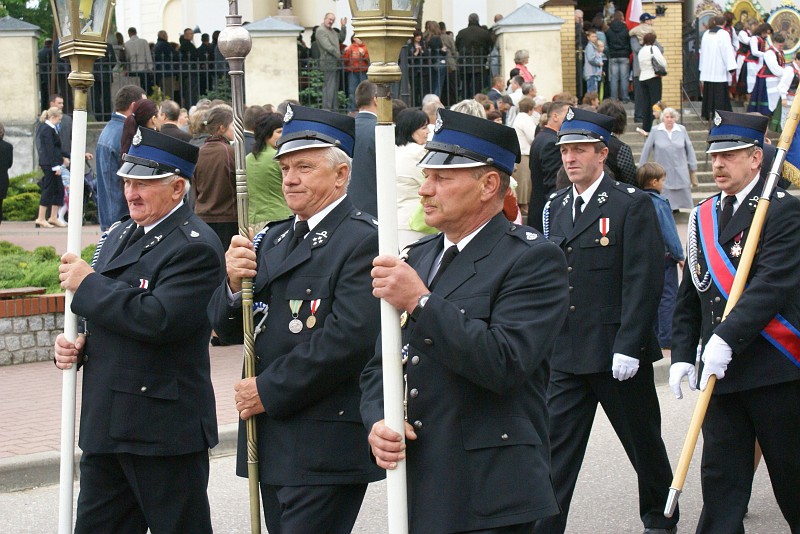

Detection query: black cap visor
(117, 154), (179, 179)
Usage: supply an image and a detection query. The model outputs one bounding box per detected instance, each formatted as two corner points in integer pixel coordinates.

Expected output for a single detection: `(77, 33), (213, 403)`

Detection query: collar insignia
(777, 191), (785, 199)
(562, 195), (570, 207)
(526, 232), (537, 241)
(190, 230), (200, 237)
(311, 231), (328, 246)
(597, 191), (608, 204)
(627, 187), (636, 193)
(274, 228), (290, 244)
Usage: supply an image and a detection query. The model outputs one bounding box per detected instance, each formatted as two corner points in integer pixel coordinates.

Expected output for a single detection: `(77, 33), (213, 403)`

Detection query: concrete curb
(0, 423), (239, 493)
(1, 360), (673, 493)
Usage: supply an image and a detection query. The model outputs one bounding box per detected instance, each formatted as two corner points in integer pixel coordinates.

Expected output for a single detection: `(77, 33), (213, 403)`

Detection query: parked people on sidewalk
(208, 105), (383, 534)
(54, 128), (224, 534)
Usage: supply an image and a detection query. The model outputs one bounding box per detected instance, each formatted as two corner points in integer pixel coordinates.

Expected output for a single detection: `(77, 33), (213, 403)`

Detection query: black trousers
(534, 364), (677, 534)
(696, 380), (800, 534)
(640, 77), (663, 133)
(75, 450), (212, 534)
(701, 81), (732, 121)
(261, 482), (367, 534)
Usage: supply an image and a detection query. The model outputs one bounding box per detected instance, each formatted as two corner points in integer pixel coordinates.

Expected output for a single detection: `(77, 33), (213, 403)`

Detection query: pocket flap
(111, 368), (178, 400)
(450, 294), (491, 319)
(461, 416), (541, 450)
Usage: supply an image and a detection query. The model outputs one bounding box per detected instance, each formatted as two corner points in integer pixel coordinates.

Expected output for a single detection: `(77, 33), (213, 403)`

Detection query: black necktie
(124, 225), (145, 250)
(718, 196), (736, 234)
(573, 196), (585, 226)
(429, 245), (459, 290)
(288, 220), (309, 254)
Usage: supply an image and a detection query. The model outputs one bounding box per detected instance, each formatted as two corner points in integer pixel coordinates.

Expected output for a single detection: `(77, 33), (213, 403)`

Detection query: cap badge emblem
(434, 113), (443, 133)
(284, 104), (294, 123)
(713, 112), (722, 126)
(566, 108), (575, 121)
(132, 128), (142, 146)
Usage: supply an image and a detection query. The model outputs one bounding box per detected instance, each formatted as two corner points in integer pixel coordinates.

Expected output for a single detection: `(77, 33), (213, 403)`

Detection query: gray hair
(450, 99), (486, 119)
(513, 49), (530, 64)
(662, 107), (680, 121)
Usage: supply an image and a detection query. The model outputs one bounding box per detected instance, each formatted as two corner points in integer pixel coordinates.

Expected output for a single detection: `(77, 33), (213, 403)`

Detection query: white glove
(669, 362), (697, 399)
(699, 334), (733, 390)
(612, 353), (640, 381)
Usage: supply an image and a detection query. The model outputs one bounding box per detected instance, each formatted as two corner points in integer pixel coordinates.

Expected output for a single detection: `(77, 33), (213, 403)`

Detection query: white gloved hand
(669, 362), (697, 399)
(612, 353), (640, 381)
(699, 334), (733, 390)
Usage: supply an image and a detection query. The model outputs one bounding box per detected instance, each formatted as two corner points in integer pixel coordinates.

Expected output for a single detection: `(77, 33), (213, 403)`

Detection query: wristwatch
(410, 293), (431, 322)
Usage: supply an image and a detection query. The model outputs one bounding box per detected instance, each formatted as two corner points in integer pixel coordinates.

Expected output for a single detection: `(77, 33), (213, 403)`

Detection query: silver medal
(289, 318), (303, 333)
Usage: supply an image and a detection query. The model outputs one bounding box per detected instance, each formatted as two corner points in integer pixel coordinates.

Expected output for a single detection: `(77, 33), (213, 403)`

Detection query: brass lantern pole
(48, 1), (114, 532)
(217, 2), (261, 533)
(348, 2), (422, 532)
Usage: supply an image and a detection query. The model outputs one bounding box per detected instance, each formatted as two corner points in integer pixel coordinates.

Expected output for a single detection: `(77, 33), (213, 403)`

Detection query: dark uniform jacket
(72, 204), (225, 455)
(209, 198), (384, 486)
(455, 22), (493, 56)
(36, 123), (67, 168)
(545, 175), (664, 374)
(348, 111), (378, 216)
(361, 213), (568, 533)
(672, 183), (800, 394)
(528, 126), (562, 231)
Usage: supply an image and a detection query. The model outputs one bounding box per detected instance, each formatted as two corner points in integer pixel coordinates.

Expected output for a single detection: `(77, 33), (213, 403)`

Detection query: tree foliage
(0, 0), (55, 43)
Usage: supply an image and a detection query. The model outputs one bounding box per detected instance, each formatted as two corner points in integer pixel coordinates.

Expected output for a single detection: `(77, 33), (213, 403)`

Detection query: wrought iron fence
(37, 55), (231, 120)
(298, 52), (494, 112)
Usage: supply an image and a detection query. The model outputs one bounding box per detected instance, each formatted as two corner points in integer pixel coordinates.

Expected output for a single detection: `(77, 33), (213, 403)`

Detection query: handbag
(651, 46), (667, 76)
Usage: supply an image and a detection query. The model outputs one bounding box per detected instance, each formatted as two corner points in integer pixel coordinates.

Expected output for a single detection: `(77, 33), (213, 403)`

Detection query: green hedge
(4, 170), (43, 221)
(0, 241), (98, 293)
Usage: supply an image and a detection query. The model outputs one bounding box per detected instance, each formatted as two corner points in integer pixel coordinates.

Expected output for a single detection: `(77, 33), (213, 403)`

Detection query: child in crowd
(636, 162), (685, 350)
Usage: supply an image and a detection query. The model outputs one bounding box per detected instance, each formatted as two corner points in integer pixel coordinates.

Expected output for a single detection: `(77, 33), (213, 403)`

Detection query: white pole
(374, 123), (409, 534)
(58, 108), (87, 534)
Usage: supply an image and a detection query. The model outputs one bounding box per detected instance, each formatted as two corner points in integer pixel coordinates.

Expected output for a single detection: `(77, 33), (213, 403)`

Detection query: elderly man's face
(124, 177), (185, 226)
(324, 13), (335, 29)
(560, 142), (607, 193)
(711, 148), (762, 196)
(280, 148), (348, 220)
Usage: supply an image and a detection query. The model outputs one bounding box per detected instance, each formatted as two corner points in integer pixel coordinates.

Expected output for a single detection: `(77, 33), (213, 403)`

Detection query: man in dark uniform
(528, 100), (570, 231)
(456, 14), (494, 97)
(54, 128), (224, 533)
(208, 105), (383, 533)
(670, 110), (800, 533)
(535, 107), (678, 534)
(363, 109), (569, 533)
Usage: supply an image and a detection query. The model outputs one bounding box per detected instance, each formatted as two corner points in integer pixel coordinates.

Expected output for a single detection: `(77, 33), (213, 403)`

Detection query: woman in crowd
(0, 122), (13, 226)
(407, 30), (428, 105)
(514, 50), (534, 83)
(35, 107), (69, 228)
(512, 97), (537, 217)
(636, 32), (667, 134)
(120, 98), (160, 158)
(246, 112), (290, 231)
(394, 108), (434, 248)
(193, 104), (237, 249)
(638, 107), (696, 211)
(424, 20), (447, 97)
(597, 98), (637, 185)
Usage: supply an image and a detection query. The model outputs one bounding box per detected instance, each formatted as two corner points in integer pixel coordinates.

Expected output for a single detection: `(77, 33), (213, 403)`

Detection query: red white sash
(697, 198), (800, 367)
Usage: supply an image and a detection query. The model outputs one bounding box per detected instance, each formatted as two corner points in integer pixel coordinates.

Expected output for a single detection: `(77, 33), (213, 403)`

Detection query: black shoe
(643, 528), (677, 534)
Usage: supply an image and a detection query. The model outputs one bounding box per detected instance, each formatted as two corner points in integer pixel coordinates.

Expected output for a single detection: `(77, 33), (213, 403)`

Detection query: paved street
(0, 385), (788, 533)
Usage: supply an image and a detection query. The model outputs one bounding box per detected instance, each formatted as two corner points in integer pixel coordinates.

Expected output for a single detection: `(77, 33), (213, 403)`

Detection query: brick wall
(543, 2), (577, 96)
(651, 1), (685, 113)
(0, 295), (64, 366)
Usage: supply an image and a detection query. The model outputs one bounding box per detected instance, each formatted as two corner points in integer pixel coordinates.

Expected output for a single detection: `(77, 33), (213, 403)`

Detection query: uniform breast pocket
(579, 230), (617, 270)
(109, 367), (178, 444)
(285, 275), (332, 329)
(450, 294), (491, 320)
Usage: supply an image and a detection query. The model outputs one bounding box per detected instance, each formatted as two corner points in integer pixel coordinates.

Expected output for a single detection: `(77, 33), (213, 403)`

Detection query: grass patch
(0, 241), (98, 294)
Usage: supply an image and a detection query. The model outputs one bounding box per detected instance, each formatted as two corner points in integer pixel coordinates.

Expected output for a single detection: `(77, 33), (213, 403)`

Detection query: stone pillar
(245, 17), (304, 106)
(494, 3), (565, 100)
(542, 0), (577, 97)
(0, 16), (41, 175)
(651, 0), (684, 111)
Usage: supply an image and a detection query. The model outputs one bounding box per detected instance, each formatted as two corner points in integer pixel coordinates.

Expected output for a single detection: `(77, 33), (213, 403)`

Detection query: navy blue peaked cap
(556, 107), (615, 146)
(419, 109), (521, 175)
(118, 127), (199, 179)
(707, 110), (768, 154)
(276, 104), (356, 157)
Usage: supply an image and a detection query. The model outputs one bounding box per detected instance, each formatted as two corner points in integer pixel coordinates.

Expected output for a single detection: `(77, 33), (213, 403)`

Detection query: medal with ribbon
(730, 231), (744, 258)
(306, 299), (320, 329)
(599, 218), (610, 246)
(288, 300), (303, 333)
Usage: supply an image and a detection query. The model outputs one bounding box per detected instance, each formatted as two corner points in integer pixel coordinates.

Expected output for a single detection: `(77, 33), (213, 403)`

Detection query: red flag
(626, 0), (642, 29)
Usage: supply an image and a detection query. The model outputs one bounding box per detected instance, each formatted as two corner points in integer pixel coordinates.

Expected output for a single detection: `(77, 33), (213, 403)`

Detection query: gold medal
(306, 315), (317, 329)
(600, 236), (610, 246)
(400, 311), (408, 328)
(306, 298), (320, 329)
